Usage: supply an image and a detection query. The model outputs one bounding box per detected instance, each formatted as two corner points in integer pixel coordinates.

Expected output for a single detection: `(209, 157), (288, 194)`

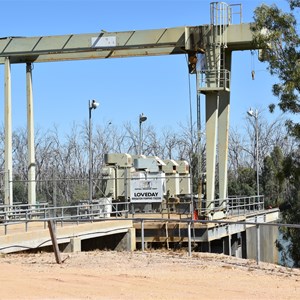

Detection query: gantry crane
(0, 2), (258, 218)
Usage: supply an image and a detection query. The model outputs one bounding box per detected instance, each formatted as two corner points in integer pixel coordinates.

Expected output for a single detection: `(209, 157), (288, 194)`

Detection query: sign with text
(130, 176), (164, 203)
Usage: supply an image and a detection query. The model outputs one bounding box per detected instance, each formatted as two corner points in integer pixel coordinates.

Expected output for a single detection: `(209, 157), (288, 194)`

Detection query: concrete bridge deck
(0, 208), (280, 264)
(132, 208), (280, 243)
(0, 219), (135, 254)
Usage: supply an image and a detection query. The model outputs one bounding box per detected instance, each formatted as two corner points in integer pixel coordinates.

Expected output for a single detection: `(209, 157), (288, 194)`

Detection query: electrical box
(101, 166), (134, 201)
(116, 167), (133, 200)
(101, 167), (116, 199)
(163, 159), (179, 196)
(134, 157), (159, 172)
(161, 159), (178, 174)
(147, 156), (166, 171)
(176, 160), (191, 195)
(177, 160), (189, 174)
(165, 174), (180, 196)
(104, 153), (132, 167)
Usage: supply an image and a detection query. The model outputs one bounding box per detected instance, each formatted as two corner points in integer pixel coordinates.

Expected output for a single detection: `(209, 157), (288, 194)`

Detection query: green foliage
(228, 167), (256, 196)
(73, 184), (88, 201)
(251, 3), (300, 138)
(252, 1), (300, 267)
(13, 176), (27, 204)
(261, 146), (286, 207)
(288, 0), (300, 10)
(278, 149), (300, 267)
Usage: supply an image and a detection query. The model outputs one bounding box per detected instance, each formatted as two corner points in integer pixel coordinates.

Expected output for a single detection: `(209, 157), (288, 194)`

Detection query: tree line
(0, 111), (294, 207)
(251, 0), (300, 267)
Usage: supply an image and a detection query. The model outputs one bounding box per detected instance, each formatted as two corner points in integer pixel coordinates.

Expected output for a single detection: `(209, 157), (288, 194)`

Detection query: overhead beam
(0, 26), (204, 64)
(0, 24), (254, 64)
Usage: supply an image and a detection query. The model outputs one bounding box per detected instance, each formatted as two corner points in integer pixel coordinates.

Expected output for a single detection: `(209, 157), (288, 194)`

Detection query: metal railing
(195, 195), (264, 217)
(1, 200), (298, 267)
(227, 195), (264, 216)
(135, 217), (300, 266)
(0, 195), (266, 235)
(2, 212), (298, 267)
(0, 195), (265, 229)
(0, 200), (129, 235)
(197, 69), (230, 92)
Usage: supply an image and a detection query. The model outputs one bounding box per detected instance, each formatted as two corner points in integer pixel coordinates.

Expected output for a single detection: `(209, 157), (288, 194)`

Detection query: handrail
(0, 200), (130, 234)
(0, 195), (266, 234)
(2, 213), (298, 266)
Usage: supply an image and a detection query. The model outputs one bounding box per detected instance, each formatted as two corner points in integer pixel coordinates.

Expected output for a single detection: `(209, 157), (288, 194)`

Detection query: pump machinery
(101, 153), (191, 213)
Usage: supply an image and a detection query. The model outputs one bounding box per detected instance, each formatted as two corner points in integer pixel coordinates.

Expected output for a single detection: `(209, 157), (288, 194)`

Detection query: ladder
(197, 2), (242, 93)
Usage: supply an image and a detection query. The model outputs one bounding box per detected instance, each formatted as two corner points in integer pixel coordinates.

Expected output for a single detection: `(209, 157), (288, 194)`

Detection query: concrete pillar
(241, 231), (247, 259)
(228, 234), (232, 256)
(223, 236), (230, 255)
(63, 237), (81, 253)
(26, 63), (36, 205)
(4, 57), (13, 206)
(246, 224), (279, 263)
(115, 228), (136, 251)
(205, 93), (218, 206)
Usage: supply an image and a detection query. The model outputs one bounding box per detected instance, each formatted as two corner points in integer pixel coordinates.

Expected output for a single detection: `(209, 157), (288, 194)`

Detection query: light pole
(89, 99), (99, 204)
(139, 113), (147, 155)
(247, 108), (259, 196)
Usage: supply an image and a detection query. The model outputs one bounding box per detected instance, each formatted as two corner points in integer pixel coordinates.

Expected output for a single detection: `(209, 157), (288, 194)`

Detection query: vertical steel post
(188, 222), (192, 256)
(89, 101), (93, 204)
(205, 94), (218, 207)
(255, 115), (260, 196)
(88, 100), (99, 204)
(141, 219), (145, 252)
(256, 223), (260, 264)
(248, 109), (259, 196)
(138, 113), (147, 155)
(139, 119), (142, 155)
(26, 63), (36, 205)
(4, 57), (13, 206)
(196, 93), (202, 212)
(218, 52), (232, 202)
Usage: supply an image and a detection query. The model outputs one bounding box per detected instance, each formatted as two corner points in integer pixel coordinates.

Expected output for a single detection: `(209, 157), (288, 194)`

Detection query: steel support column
(4, 58), (13, 206)
(218, 52), (232, 202)
(218, 91), (230, 202)
(26, 63), (36, 205)
(205, 93), (218, 207)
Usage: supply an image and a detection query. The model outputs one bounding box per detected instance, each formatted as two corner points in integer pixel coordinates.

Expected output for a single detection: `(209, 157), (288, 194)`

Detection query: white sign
(91, 36), (117, 47)
(130, 177), (164, 203)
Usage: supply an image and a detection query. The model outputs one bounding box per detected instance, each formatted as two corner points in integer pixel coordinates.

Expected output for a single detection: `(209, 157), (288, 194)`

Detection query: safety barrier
(135, 217), (299, 266)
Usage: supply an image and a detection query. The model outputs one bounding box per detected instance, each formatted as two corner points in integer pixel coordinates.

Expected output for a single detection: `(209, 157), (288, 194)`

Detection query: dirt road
(0, 250), (299, 299)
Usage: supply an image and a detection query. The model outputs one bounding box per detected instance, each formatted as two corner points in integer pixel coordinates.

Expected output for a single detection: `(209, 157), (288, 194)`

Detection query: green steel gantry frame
(1, 2), (258, 218)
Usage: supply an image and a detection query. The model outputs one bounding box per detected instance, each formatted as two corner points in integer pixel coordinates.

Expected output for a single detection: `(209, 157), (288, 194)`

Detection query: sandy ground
(0, 250), (299, 300)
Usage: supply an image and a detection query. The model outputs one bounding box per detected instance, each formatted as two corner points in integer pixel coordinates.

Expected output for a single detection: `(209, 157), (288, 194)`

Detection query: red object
(193, 209), (198, 220)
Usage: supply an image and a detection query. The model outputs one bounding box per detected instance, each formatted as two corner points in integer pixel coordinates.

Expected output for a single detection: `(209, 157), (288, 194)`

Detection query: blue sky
(0, 0), (291, 136)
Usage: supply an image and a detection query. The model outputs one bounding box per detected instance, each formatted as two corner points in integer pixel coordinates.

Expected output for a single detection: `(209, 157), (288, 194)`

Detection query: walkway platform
(132, 209), (279, 243)
(0, 220), (135, 254)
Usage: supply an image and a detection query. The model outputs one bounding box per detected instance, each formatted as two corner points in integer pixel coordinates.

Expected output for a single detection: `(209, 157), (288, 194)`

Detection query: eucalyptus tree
(251, 1), (300, 137)
(252, 0), (300, 266)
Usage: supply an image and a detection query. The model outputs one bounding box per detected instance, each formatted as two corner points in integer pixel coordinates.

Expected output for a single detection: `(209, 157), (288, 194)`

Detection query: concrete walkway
(0, 219), (135, 254)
